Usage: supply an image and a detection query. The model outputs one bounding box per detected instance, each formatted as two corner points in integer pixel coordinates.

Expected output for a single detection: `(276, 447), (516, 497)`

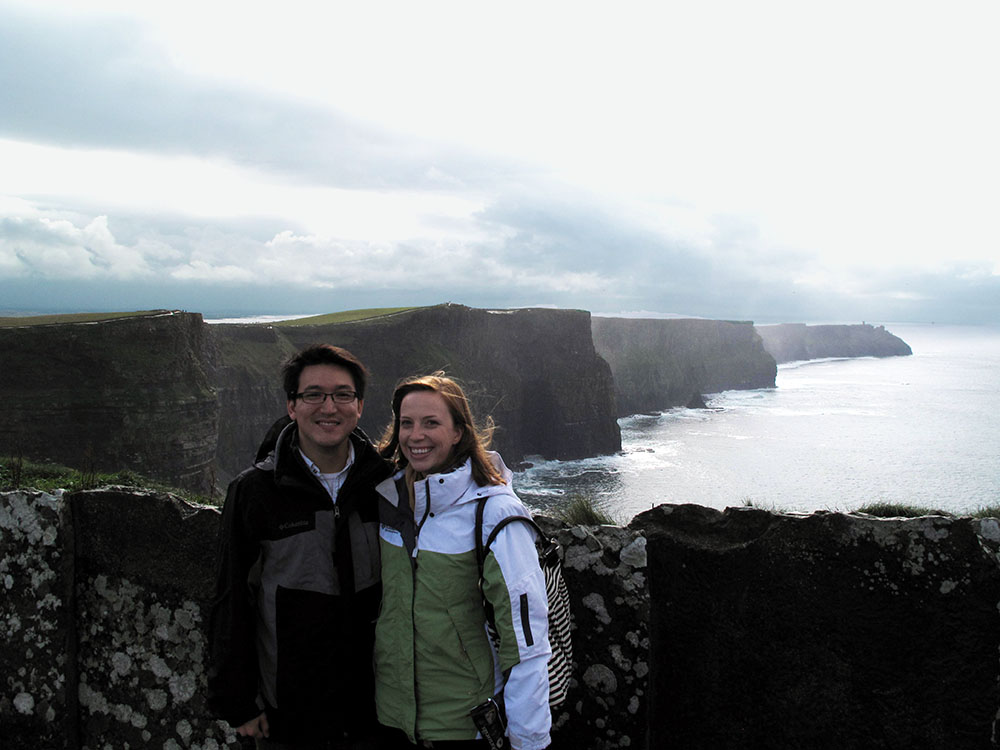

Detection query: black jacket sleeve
(206, 475), (264, 727)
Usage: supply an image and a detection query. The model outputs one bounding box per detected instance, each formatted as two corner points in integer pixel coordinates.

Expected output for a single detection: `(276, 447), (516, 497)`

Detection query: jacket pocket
(446, 604), (494, 691)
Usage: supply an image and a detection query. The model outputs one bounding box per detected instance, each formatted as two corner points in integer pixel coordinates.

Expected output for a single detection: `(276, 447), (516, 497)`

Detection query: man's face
(286, 364), (364, 464)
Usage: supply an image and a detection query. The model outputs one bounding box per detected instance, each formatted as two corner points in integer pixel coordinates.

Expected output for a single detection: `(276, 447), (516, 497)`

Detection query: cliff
(5, 488), (998, 749)
(211, 304), (622, 481)
(2, 309), (914, 493)
(591, 317), (777, 416)
(755, 322), (913, 363)
(0, 311), (220, 493)
(0, 306), (621, 491)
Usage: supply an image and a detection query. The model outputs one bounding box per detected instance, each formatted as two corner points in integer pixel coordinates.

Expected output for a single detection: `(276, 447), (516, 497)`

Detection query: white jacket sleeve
(483, 515), (552, 750)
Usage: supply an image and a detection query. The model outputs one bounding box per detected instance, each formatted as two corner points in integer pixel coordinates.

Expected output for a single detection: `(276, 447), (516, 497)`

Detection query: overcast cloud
(1, 0), (998, 324)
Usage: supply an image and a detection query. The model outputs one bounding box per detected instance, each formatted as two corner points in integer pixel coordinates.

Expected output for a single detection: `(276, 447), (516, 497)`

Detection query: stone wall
(4, 490), (997, 749)
(1, 489), (234, 749)
(0, 489), (647, 750)
(0, 490), (75, 747)
(635, 504), (1000, 749)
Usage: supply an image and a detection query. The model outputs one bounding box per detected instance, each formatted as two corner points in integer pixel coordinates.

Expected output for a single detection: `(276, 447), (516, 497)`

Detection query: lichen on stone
(619, 538), (647, 568)
(583, 664), (618, 694)
(13, 691), (34, 715)
(582, 592), (612, 625)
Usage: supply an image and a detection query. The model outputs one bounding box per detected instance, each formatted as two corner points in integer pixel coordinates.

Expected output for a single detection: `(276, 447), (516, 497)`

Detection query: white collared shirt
(300, 441), (355, 503)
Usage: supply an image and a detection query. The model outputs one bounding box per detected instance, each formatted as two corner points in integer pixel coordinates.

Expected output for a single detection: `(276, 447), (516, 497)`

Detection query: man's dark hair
(282, 344), (369, 401)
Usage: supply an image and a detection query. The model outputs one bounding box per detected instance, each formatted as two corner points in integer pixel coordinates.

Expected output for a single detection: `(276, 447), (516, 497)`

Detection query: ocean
(516, 324), (1000, 521)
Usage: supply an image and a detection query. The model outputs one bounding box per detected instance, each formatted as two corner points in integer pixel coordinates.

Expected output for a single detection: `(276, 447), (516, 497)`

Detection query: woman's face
(398, 390), (463, 475)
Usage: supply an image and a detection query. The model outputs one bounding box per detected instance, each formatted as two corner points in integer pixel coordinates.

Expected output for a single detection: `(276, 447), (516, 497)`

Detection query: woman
(374, 373), (551, 750)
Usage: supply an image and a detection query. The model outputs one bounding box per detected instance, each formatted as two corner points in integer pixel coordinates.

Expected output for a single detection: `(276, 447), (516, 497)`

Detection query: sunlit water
(517, 325), (1000, 521)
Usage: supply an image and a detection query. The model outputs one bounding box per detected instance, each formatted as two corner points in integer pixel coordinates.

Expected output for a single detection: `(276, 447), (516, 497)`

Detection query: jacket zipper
(410, 478), (432, 741)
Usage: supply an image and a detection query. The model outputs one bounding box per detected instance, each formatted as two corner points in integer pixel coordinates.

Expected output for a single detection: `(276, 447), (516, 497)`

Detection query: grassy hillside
(0, 455), (221, 506)
(0, 307), (421, 328)
(0, 310), (174, 327)
(272, 306), (421, 326)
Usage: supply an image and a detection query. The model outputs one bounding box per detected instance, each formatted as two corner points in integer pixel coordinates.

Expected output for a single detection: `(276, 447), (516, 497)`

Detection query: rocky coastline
(0, 306), (911, 492)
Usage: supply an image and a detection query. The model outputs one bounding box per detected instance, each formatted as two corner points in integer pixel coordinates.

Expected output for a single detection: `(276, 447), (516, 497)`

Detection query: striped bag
(475, 498), (574, 707)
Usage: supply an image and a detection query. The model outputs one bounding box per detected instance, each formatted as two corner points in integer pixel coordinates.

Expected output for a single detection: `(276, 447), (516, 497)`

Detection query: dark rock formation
(591, 317), (777, 417)
(0, 311), (220, 493)
(755, 322), (913, 363)
(210, 322), (298, 483)
(684, 392), (708, 410)
(212, 304), (622, 482)
(633, 504), (1000, 749)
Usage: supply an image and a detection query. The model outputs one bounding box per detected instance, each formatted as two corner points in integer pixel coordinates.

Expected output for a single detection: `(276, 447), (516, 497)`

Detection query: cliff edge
(212, 304), (622, 481)
(0, 311), (220, 492)
(591, 317), (777, 417)
(755, 322), (913, 363)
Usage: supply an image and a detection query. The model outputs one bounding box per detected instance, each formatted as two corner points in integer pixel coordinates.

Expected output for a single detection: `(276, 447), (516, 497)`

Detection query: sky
(1, 0), (998, 324)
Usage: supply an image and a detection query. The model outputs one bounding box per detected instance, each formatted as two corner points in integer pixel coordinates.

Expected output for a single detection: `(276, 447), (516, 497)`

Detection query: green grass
(0, 455), (220, 506)
(855, 501), (1000, 519)
(272, 307), (419, 326)
(0, 310), (173, 327)
(854, 502), (952, 518)
(0, 307), (421, 328)
(740, 498), (1000, 519)
(7, 452), (997, 522)
(555, 495), (621, 525)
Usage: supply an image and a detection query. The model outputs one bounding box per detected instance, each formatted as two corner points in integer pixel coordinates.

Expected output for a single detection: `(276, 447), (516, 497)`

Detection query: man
(208, 344), (392, 748)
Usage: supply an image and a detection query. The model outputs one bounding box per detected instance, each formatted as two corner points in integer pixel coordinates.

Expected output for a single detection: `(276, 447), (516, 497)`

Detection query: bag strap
(476, 497), (548, 568)
(475, 495), (489, 573)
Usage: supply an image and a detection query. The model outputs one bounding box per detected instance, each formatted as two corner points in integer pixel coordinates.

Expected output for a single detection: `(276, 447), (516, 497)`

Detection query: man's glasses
(293, 390), (359, 405)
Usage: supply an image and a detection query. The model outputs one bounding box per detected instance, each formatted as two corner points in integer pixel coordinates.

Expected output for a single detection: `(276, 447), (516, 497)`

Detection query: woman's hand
(235, 712), (269, 739)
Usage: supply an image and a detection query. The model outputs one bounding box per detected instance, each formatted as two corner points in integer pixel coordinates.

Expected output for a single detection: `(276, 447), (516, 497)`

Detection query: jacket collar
(375, 451), (514, 510)
(261, 420), (389, 489)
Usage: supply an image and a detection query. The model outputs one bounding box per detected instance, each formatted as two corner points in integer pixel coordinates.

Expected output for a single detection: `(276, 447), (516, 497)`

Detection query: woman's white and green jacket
(374, 454), (552, 750)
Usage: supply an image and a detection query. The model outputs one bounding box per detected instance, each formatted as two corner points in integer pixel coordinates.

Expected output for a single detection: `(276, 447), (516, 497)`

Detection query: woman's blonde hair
(379, 372), (504, 487)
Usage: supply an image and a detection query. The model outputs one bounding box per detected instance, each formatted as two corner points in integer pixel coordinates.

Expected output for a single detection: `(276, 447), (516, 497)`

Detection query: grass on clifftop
(0, 455), (220, 506)
(272, 307), (419, 326)
(854, 501), (1000, 519)
(555, 495), (623, 525)
(0, 310), (172, 327)
(743, 498), (1000, 519)
(0, 307), (421, 328)
(6, 455), (997, 521)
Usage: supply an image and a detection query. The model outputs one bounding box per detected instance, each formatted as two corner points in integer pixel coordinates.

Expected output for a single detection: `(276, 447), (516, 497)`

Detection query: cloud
(0, 5), (508, 192)
(2, 3), (998, 325)
(4, 189), (997, 324)
(0, 211), (156, 279)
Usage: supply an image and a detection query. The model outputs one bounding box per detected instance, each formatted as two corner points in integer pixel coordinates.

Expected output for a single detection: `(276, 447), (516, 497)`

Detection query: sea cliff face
(0, 309), (914, 492)
(591, 317), (777, 416)
(212, 304), (622, 481)
(755, 322), (913, 363)
(0, 311), (219, 492)
(0, 306), (621, 490)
